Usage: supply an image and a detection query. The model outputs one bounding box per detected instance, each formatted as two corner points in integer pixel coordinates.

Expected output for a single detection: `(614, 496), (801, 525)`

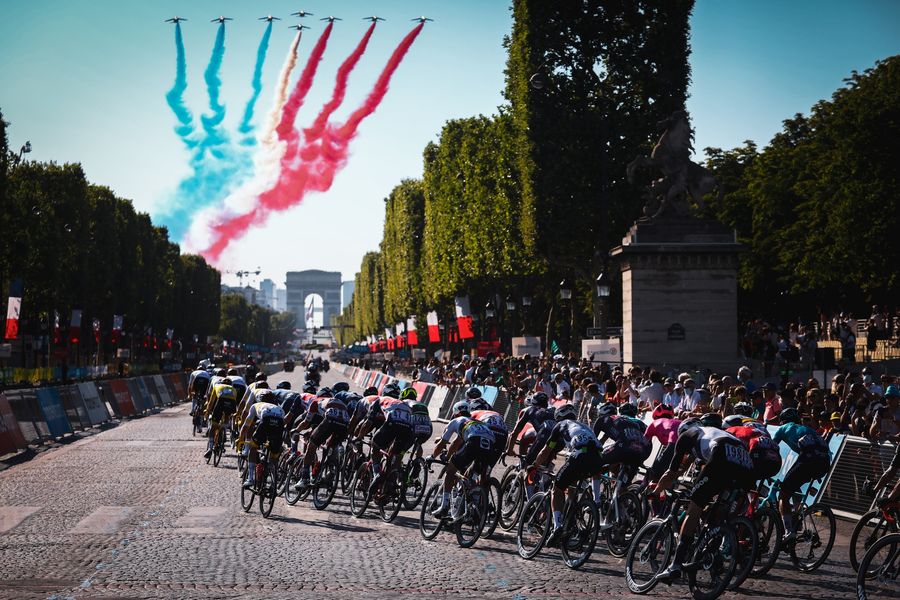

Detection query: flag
(92, 318), (101, 345)
(407, 317), (418, 346)
(455, 295), (475, 339)
(111, 315), (123, 345)
(550, 340), (560, 354)
(53, 310), (61, 344)
(427, 311), (440, 343)
(69, 309), (83, 344)
(4, 279), (23, 340)
(166, 328), (174, 350)
(395, 322), (405, 337)
(384, 327), (392, 341)
(305, 298), (314, 324)
(143, 326), (152, 349)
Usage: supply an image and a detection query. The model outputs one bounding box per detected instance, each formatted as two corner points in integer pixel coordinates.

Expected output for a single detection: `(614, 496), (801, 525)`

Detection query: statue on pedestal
(626, 110), (722, 219)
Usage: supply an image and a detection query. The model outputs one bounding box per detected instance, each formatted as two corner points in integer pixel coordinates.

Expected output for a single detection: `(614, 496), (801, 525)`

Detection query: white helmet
(451, 400), (471, 419)
(555, 403), (577, 421)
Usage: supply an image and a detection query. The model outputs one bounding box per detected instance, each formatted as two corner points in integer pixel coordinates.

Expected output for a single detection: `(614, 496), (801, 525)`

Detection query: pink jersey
(645, 417), (682, 445)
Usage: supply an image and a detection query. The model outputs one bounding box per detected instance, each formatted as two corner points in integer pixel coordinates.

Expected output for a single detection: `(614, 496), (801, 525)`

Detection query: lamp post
(559, 279), (572, 353)
(595, 272), (610, 339)
(504, 296), (516, 352)
(521, 295), (532, 336)
(14, 141), (32, 166)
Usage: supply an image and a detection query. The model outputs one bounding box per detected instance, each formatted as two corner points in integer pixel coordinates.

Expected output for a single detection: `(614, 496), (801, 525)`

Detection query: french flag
(69, 309), (83, 344)
(111, 315), (124, 345)
(426, 311), (440, 343)
(4, 279), (23, 340)
(406, 316), (418, 346)
(455, 296), (475, 340)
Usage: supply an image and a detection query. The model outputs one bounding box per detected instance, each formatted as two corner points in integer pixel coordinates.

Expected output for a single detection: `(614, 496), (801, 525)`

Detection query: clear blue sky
(1, 1), (898, 289)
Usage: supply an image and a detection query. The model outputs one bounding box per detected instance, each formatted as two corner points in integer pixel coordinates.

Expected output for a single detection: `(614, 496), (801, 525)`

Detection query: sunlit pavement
(0, 367), (858, 599)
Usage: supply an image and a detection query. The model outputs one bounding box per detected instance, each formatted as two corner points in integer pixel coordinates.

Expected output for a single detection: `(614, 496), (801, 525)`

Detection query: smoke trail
(238, 21), (273, 140)
(199, 23), (229, 158)
(276, 22), (334, 143)
(200, 25), (423, 262)
(165, 23), (194, 144)
(302, 22), (376, 144)
(262, 31), (302, 149)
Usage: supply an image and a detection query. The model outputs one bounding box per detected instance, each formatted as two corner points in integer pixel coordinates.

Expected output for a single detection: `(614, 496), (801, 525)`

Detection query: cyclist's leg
(552, 449), (597, 539)
(434, 438), (475, 516)
(779, 456), (815, 538)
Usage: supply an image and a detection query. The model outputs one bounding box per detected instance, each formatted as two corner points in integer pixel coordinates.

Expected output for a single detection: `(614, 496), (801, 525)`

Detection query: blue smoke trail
(198, 23), (229, 159)
(238, 22), (273, 142)
(165, 23), (195, 145)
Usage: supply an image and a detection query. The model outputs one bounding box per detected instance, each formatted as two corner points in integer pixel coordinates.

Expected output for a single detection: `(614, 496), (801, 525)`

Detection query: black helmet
(382, 383), (401, 398)
(318, 386), (334, 398)
(255, 381), (270, 390)
(466, 387), (483, 400)
(276, 380), (291, 390)
(302, 381), (318, 394)
(619, 403), (638, 418)
(333, 382), (350, 393)
(733, 402), (754, 417)
(699, 412), (724, 429)
(215, 368), (227, 377)
(227, 368), (239, 376)
(255, 372), (267, 382)
(678, 417), (702, 437)
(256, 389), (276, 403)
(529, 392), (549, 408)
(221, 378), (232, 386)
(555, 404), (577, 421)
(363, 386), (379, 396)
(779, 407), (801, 424)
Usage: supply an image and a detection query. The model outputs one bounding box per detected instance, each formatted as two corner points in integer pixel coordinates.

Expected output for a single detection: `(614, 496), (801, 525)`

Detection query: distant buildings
(221, 278), (287, 313)
(259, 279), (276, 309)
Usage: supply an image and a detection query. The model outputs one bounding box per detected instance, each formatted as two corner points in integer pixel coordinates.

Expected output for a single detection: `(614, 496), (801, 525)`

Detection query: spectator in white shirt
(554, 373), (571, 399)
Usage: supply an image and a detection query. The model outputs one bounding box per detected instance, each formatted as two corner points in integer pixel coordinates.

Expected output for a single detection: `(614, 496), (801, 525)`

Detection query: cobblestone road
(0, 367), (859, 599)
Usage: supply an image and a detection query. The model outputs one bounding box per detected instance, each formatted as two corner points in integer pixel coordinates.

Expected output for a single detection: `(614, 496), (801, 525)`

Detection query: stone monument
(611, 110), (742, 371)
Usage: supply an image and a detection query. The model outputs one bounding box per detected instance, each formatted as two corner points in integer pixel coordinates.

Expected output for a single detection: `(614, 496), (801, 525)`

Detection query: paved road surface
(0, 367), (859, 599)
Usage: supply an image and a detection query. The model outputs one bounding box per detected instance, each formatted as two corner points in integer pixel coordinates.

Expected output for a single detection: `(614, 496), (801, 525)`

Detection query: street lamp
(15, 141), (32, 165)
(520, 296), (532, 336)
(505, 297), (516, 312)
(595, 272), (610, 338)
(559, 279), (572, 301)
(485, 301), (496, 319)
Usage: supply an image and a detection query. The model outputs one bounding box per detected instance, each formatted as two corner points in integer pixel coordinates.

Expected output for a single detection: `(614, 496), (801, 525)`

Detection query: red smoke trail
(202, 24), (423, 262)
(302, 22), (376, 144)
(275, 22), (333, 144)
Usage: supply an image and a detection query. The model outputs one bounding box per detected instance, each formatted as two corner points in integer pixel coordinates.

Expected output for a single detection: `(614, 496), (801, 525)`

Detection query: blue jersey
(773, 422), (829, 455)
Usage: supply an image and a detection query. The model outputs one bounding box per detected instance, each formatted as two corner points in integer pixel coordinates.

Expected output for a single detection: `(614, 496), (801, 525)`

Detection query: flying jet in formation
(291, 10), (314, 18)
(320, 16), (342, 23)
(210, 16), (233, 24)
(289, 24), (311, 31)
(411, 16), (434, 23)
(164, 17), (187, 24)
(363, 16), (386, 23)
(259, 15), (281, 23)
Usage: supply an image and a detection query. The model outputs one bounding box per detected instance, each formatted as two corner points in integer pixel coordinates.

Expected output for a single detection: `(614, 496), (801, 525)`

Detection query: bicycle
(419, 458), (490, 548)
(283, 433), (318, 506)
(850, 490), (900, 573)
(310, 443), (341, 510)
(240, 444), (279, 518)
(209, 424), (227, 467)
(400, 441), (429, 510)
(594, 465), (645, 558)
(765, 477), (836, 572)
(339, 436), (367, 496)
(349, 442), (404, 522)
(856, 532), (900, 599)
(625, 487), (740, 600)
(516, 467), (600, 569)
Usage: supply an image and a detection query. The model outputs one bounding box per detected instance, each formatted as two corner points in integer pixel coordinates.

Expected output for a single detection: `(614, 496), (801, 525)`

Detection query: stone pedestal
(610, 218), (742, 372)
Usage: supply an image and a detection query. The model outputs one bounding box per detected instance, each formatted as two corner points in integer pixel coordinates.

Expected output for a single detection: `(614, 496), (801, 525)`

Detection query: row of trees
(218, 294), (297, 349)
(342, 0), (695, 344)
(702, 55), (900, 317)
(1, 108), (222, 364)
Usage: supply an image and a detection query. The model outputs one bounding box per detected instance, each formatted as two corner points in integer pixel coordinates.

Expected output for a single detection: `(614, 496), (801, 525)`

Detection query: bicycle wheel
(625, 519), (674, 594)
(851, 510), (898, 573)
(606, 490), (644, 558)
(284, 461), (305, 506)
(517, 492), (551, 559)
(312, 458), (339, 511)
(482, 477), (501, 540)
(349, 462), (372, 517)
(213, 431), (224, 467)
(402, 458), (429, 510)
(240, 479), (256, 512)
(259, 464), (277, 518)
(728, 516), (759, 590)
(498, 469), (524, 531)
(561, 496), (600, 569)
(751, 505), (783, 576)
(419, 482), (445, 540)
(205, 437), (213, 464)
(378, 470), (403, 523)
(790, 502), (836, 572)
(339, 447), (357, 496)
(856, 532), (900, 600)
(687, 523), (738, 600)
(455, 484), (488, 548)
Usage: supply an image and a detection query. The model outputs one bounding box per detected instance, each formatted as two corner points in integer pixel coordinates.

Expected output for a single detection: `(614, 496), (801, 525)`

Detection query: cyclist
(871, 438), (900, 507)
(355, 384), (415, 496)
(203, 377), (238, 459)
(644, 403), (682, 482)
(724, 414), (782, 482)
(401, 387), (433, 455)
(239, 389), (286, 489)
(430, 401), (496, 521)
(363, 386), (379, 397)
(236, 373), (269, 423)
(530, 403), (601, 544)
(470, 396), (508, 471)
(772, 406), (832, 544)
(293, 387), (350, 488)
(188, 366), (211, 415)
(275, 380), (291, 391)
(506, 392), (556, 466)
(652, 417), (755, 582)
